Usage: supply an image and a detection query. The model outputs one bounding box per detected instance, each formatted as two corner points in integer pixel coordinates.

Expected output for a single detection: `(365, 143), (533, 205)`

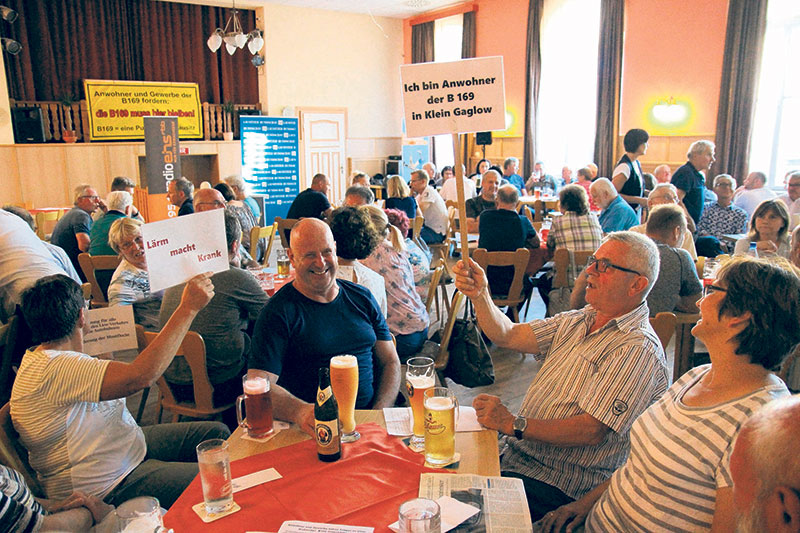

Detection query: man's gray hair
(590, 177), (618, 199)
(649, 183), (678, 200)
(106, 190), (132, 212)
(503, 157), (519, 170)
(223, 175), (246, 192)
(749, 171), (767, 185)
(603, 231), (660, 296)
(713, 174), (736, 188)
(345, 185), (374, 204)
(73, 184), (93, 203)
(687, 140), (715, 159)
(173, 176), (194, 198)
(496, 184), (519, 205)
(483, 169), (501, 182)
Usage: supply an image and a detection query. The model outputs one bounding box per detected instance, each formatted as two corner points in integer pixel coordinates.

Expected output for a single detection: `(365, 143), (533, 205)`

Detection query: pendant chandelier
(206, 1), (264, 56)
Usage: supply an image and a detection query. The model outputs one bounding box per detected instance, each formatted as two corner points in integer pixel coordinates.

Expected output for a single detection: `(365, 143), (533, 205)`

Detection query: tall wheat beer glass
(424, 387), (458, 465)
(406, 357), (435, 451)
(330, 355), (360, 442)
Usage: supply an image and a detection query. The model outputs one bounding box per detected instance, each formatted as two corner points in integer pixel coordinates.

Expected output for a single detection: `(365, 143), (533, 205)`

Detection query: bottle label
(315, 419), (340, 451)
(317, 386), (333, 406)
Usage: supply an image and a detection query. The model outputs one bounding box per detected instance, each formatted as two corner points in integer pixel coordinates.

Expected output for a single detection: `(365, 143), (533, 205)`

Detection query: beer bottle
(315, 367), (341, 462)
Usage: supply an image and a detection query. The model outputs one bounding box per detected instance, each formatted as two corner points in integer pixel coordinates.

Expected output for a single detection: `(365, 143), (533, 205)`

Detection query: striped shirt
(546, 212), (603, 253)
(0, 465), (44, 533)
(501, 303), (668, 499)
(10, 349), (146, 500)
(586, 365), (789, 532)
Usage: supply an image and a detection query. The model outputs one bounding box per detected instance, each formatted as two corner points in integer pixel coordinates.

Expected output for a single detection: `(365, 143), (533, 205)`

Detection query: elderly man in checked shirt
(452, 231), (669, 523)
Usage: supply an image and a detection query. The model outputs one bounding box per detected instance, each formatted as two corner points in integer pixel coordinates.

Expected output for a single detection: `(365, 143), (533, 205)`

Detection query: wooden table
(673, 312), (700, 379)
(721, 233), (746, 246)
(228, 409), (501, 477)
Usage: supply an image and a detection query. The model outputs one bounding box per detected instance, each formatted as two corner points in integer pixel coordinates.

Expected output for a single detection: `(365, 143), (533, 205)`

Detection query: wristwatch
(512, 416), (527, 440)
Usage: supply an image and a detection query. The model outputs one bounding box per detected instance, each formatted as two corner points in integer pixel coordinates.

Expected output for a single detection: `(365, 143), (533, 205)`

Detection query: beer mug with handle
(236, 370), (274, 438)
(423, 387), (458, 465)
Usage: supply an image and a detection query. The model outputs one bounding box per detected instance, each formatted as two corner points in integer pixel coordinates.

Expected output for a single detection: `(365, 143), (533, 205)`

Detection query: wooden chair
(411, 215), (425, 250)
(445, 200), (459, 210)
(695, 256), (706, 278)
(649, 312), (677, 352)
(432, 291), (465, 383)
(78, 253), (121, 308)
(424, 261), (446, 322)
(141, 331), (234, 423)
(275, 217), (299, 249)
(250, 223), (277, 266)
(521, 205), (534, 225)
(0, 403), (45, 497)
(553, 249), (593, 288)
(34, 210), (59, 240)
(472, 248), (531, 322)
(428, 212), (453, 273)
(533, 200), (545, 222)
(0, 317), (18, 405)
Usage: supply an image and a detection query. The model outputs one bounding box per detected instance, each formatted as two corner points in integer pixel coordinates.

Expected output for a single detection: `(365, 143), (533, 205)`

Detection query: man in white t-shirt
(409, 170), (448, 244)
(10, 273), (229, 508)
(440, 168), (477, 203)
(734, 171), (776, 221)
(777, 171), (800, 230)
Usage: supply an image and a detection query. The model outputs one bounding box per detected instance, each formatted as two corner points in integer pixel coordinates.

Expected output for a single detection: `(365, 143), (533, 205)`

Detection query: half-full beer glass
(406, 356), (435, 451)
(236, 370), (274, 438)
(330, 355), (360, 442)
(423, 387), (458, 465)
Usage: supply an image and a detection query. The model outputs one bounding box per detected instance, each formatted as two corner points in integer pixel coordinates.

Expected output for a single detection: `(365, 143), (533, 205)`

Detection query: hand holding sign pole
(400, 56), (506, 268)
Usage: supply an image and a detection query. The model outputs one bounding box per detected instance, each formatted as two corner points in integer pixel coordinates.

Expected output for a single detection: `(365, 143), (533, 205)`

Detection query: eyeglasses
(80, 195), (99, 200)
(119, 236), (143, 251)
(586, 255), (641, 276)
(703, 284), (727, 297)
(196, 201), (225, 209)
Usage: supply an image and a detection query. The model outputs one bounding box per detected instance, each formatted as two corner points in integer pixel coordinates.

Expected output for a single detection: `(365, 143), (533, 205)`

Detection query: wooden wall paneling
(105, 145), (143, 188)
(216, 142), (243, 180)
(65, 145), (109, 200)
(0, 146), (22, 206)
(16, 146), (68, 208)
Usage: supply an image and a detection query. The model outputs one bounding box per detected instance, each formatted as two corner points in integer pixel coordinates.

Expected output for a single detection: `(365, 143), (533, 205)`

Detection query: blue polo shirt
(599, 195), (639, 233)
(671, 162), (706, 224)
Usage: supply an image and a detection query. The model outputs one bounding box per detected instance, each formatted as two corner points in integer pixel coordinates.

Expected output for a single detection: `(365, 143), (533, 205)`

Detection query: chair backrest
(0, 316), (18, 405)
(533, 200), (544, 222)
(275, 217), (299, 249)
(0, 403), (44, 498)
(695, 256), (706, 278)
(34, 211), (59, 240)
(425, 262), (446, 313)
(250, 223), (277, 266)
(445, 200), (458, 210)
(142, 330), (219, 415)
(472, 248), (531, 305)
(649, 312), (677, 352)
(412, 215), (425, 245)
(77, 253), (121, 307)
(434, 291), (465, 371)
(552, 248), (592, 288)
(521, 205), (534, 225)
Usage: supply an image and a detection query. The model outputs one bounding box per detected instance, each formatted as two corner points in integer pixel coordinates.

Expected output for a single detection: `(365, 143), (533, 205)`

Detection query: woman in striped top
(538, 257), (800, 533)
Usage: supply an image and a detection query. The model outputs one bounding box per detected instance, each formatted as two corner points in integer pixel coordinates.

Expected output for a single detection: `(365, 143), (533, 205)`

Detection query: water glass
(399, 498), (441, 533)
(196, 439), (234, 514)
(115, 496), (164, 532)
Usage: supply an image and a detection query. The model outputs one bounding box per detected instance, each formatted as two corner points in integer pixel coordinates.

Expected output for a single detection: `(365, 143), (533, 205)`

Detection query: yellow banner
(84, 80), (203, 140)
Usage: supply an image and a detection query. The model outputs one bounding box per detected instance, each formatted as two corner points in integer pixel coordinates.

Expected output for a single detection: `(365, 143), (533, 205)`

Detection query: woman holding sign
(107, 217), (163, 331)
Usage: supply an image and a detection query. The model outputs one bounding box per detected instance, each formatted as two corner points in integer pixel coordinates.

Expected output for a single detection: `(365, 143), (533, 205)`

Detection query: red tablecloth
(163, 423), (447, 531)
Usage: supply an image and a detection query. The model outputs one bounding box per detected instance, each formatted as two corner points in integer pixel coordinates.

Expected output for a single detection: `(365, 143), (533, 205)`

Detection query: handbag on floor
(444, 300), (495, 387)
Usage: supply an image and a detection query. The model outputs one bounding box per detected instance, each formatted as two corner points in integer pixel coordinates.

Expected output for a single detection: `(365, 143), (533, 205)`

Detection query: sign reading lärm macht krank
(84, 80), (203, 141)
(400, 56), (506, 139)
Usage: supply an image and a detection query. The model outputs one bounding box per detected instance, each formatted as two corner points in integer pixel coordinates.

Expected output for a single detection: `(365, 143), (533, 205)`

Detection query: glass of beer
(196, 439), (234, 514)
(330, 355), (360, 442)
(236, 370), (274, 438)
(276, 248), (291, 278)
(406, 356), (435, 451)
(423, 387), (458, 465)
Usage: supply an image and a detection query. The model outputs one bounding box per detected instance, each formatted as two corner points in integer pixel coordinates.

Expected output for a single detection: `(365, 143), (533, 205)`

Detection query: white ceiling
(165, 0), (469, 19)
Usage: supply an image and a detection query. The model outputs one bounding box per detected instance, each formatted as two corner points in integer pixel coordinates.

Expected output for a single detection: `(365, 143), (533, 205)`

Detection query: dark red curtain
(593, 0), (624, 179)
(522, 0), (543, 178)
(2, 0), (258, 104)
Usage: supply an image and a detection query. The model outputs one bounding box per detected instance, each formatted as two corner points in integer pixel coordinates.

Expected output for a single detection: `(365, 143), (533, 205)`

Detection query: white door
(300, 109), (346, 205)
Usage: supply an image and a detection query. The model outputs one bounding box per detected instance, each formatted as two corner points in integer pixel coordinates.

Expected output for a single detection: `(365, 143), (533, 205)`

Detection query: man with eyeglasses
(452, 231), (668, 522)
(695, 174), (749, 257)
(408, 169), (448, 244)
(51, 184), (106, 281)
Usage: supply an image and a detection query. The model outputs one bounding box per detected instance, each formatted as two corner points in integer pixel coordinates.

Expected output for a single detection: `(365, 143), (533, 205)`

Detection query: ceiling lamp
(207, 1), (264, 56)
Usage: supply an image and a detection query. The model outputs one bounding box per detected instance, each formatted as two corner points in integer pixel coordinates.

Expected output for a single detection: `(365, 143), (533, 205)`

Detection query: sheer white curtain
(432, 15), (463, 170)
(748, 0), (800, 186)
(536, 0), (600, 173)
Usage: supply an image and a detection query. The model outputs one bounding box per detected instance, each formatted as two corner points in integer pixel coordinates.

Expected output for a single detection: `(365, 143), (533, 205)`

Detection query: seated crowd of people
(1, 147), (800, 533)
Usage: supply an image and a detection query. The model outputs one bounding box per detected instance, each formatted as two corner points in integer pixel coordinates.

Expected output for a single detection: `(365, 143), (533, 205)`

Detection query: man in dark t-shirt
(248, 218), (400, 434)
(466, 169), (500, 232)
(671, 140), (715, 225)
(286, 173), (332, 220)
(51, 185), (104, 280)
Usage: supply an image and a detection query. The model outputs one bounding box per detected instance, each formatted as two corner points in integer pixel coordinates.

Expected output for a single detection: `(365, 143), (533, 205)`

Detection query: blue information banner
(240, 116), (300, 225)
(401, 143), (429, 182)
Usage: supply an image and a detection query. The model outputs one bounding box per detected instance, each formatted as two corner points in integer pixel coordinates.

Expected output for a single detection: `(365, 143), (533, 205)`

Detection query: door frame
(297, 106), (348, 200)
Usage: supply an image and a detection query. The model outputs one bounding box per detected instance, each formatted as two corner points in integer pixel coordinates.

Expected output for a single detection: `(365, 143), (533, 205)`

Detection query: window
(536, 0), (601, 173)
(432, 14), (463, 171)
(748, 0), (800, 187)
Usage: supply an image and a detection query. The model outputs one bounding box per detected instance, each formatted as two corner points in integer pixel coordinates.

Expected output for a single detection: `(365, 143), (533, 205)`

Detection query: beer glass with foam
(330, 355), (360, 442)
(196, 439), (234, 514)
(236, 370), (274, 438)
(423, 387), (458, 465)
(405, 356), (435, 451)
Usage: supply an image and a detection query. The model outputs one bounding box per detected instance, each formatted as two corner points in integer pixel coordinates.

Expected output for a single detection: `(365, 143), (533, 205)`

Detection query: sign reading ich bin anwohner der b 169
(400, 56), (506, 138)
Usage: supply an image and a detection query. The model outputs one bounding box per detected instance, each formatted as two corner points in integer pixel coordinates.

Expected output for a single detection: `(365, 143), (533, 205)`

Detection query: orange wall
(404, 0), (729, 139)
(620, 0), (729, 136)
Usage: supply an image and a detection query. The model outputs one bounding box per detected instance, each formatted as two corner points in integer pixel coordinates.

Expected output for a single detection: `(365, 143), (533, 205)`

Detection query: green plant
(221, 100), (235, 132)
(59, 93), (76, 132)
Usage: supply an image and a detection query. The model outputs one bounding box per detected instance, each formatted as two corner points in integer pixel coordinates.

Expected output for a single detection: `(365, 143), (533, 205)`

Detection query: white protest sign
(83, 305), (137, 356)
(400, 56), (506, 138)
(141, 208), (229, 292)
